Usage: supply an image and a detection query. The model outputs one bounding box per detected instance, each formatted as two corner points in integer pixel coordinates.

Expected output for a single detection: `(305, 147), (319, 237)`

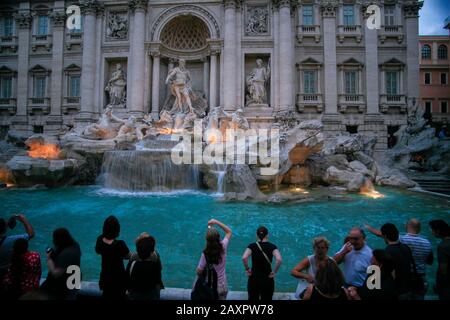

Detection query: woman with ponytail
(242, 226), (282, 301)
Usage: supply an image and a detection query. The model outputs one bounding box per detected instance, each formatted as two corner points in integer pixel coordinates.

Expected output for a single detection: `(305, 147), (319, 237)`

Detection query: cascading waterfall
(211, 164), (226, 194)
(99, 150), (201, 192)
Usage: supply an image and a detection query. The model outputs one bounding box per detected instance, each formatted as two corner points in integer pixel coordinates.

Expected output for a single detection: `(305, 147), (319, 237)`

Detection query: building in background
(419, 18), (450, 125)
(0, 0), (424, 157)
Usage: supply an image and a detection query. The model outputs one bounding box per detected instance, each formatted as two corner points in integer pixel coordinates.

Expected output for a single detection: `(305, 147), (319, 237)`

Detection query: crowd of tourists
(0, 214), (449, 301)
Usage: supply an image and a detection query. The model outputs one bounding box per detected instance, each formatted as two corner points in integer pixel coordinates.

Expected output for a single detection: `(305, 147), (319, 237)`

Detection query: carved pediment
(29, 64), (51, 75)
(381, 58), (405, 66)
(0, 65), (16, 75)
(64, 64), (81, 72)
(299, 57), (322, 65)
(338, 58), (364, 67)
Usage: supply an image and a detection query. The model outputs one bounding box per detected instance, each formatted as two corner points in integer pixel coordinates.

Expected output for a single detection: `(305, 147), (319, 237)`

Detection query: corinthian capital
(129, 0), (148, 13)
(50, 11), (66, 27)
(14, 11), (32, 29)
(320, 0), (339, 18)
(79, 0), (99, 16)
(360, 1), (381, 19)
(224, 0), (237, 10)
(403, 0), (423, 18)
(278, 0), (291, 9)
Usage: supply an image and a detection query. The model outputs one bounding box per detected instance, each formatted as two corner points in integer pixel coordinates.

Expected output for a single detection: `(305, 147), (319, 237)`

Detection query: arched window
(438, 45), (448, 60)
(422, 45), (431, 59)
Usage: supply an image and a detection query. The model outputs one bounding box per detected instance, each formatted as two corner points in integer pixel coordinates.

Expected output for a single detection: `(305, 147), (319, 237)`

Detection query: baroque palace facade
(0, 0), (422, 155)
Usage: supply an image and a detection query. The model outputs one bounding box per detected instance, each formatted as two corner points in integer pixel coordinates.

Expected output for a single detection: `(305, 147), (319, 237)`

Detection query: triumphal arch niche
(148, 6), (222, 119)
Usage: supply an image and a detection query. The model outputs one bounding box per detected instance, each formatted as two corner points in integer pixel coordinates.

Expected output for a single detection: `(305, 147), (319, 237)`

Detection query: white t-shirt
(336, 243), (372, 287)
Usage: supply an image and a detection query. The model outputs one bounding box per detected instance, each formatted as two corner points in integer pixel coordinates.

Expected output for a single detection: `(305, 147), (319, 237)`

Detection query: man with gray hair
(333, 227), (372, 288)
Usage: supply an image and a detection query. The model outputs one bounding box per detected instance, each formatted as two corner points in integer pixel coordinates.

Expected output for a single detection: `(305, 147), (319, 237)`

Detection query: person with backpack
(194, 219), (232, 300)
(242, 226), (282, 301)
(126, 235), (163, 300)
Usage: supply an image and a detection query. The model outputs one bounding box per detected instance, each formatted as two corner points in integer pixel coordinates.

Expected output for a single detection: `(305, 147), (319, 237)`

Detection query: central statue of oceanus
(160, 59), (208, 119)
(165, 59), (195, 114)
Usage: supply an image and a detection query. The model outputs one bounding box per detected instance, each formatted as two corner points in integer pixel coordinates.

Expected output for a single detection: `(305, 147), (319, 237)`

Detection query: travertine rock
(6, 156), (79, 187)
(323, 166), (365, 192)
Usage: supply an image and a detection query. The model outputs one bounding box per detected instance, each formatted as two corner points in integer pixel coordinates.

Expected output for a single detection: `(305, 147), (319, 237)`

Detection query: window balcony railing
(379, 25), (404, 44)
(301, 94), (320, 102)
(68, 32), (82, 40)
(337, 25), (362, 43)
(0, 35), (18, 53)
(0, 98), (16, 115)
(31, 34), (52, 52)
(380, 94), (407, 113)
(338, 94), (365, 113)
(64, 96), (80, 104)
(296, 25), (321, 43)
(27, 97), (50, 114)
(1, 35), (17, 43)
(296, 93), (323, 113)
(62, 96), (81, 114)
(65, 32), (83, 51)
(343, 94), (362, 102)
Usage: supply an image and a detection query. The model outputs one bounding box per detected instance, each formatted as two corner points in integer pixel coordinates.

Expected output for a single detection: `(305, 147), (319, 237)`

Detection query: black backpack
(191, 259), (219, 301)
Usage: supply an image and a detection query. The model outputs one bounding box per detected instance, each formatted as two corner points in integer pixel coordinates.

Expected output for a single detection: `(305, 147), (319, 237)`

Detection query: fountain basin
(1, 186), (448, 293)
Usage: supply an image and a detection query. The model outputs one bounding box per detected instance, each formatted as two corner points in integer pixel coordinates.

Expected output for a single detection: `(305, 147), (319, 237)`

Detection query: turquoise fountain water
(0, 186), (449, 293)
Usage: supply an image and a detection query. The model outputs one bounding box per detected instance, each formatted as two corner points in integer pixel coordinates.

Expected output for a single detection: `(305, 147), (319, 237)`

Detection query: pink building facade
(419, 35), (450, 124)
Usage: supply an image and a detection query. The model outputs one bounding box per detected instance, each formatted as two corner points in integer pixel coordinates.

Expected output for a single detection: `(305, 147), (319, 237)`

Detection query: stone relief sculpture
(105, 63), (127, 108)
(106, 12), (128, 40)
(81, 106), (126, 140)
(246, 58), (270, 106)
(245, 7), (269, 35)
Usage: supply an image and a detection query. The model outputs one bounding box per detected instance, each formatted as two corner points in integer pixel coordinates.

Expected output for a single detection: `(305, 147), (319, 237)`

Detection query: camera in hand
(7, 216), (17, 229)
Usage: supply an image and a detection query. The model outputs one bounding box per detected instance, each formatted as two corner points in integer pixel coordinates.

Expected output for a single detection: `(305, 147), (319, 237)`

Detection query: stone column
(49, 5), (65, 121)
(202, 58), (210, 102)
(278, 0), (295, 110)
(14, 9), (31, 122)
(363, 5), (379, 114)
(273, 4), (280, 109)
(151, 52), (160, 117)
(321, 2), (338, 114)
(404, 1), (422, 103)
(129, 0), (147, 117)
(223, 0), (237, 111)
(210, 51), (218, 108)
(78, 0), (98, 122)
(235, 2), (243, 107)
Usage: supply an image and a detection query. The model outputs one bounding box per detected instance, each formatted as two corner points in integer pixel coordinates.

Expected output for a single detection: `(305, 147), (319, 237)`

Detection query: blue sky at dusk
(419, 0), (450, 35)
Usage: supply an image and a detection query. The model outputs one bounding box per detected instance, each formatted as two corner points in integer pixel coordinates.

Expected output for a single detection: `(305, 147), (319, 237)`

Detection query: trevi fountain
(5, 15), (450, 296)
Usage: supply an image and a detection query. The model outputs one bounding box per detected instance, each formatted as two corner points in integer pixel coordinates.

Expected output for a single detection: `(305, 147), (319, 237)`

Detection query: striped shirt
(400, 233), (432, 275)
